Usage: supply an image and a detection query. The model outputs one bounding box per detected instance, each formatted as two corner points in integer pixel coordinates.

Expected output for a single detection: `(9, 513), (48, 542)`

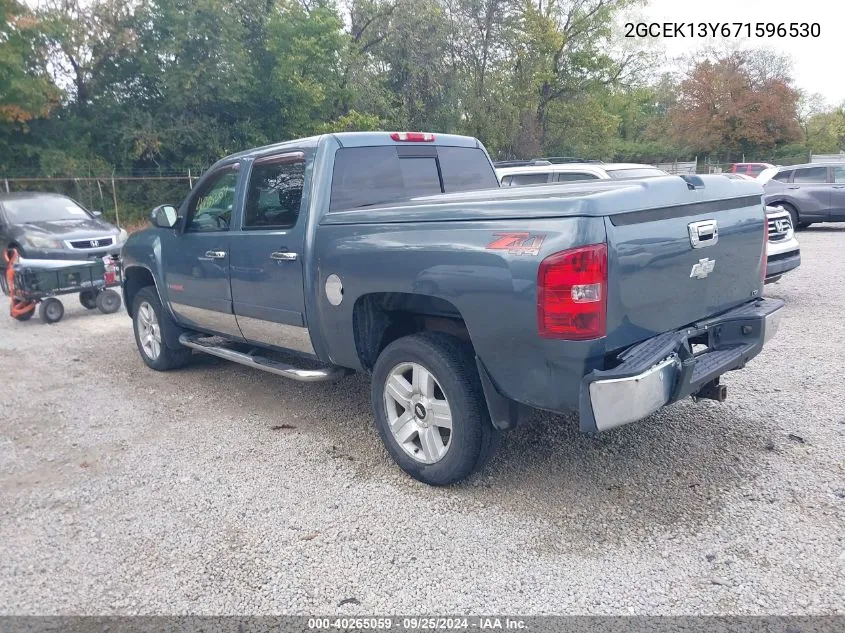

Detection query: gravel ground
(1, 227), (843, 616)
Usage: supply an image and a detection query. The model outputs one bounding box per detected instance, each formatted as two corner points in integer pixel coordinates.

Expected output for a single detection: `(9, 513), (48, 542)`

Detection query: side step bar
(178, 333), (349, 383)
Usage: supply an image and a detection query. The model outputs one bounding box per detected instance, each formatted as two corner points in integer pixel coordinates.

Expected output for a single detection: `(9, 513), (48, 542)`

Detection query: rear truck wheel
(79, 290), (98, 309)
(39, 298), (64, 324)
(132, 286), (192, 371)
(371, 332), (500, 486)
(95, 288), (122, 314)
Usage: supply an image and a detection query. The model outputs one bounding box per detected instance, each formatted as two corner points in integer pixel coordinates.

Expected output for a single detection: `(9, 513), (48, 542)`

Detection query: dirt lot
(1, 227), (843, 615)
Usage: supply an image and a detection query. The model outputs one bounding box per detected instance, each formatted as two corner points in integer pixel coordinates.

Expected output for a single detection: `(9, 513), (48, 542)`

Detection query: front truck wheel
(372, 332), (500, 485)
(132, 286), (192, 371)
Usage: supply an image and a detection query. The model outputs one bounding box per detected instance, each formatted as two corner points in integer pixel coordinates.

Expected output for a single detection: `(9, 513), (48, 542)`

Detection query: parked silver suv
(762, 163), (845, 228)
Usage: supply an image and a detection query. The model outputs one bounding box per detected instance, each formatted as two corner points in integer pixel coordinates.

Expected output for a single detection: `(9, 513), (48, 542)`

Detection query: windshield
(607, 168), (667, 180)
(2, 197), (93, 223)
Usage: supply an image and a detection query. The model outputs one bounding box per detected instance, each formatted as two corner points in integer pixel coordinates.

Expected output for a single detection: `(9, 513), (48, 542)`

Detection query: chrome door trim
(235, 315), (315, 355)
(170, 302), (244, 339)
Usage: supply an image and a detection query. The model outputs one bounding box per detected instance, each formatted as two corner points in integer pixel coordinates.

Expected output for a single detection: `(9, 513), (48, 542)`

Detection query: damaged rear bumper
(579, 297), (784, 433)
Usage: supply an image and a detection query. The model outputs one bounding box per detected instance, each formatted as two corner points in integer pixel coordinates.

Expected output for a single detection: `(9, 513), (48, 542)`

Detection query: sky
(636, 0), (842, 106)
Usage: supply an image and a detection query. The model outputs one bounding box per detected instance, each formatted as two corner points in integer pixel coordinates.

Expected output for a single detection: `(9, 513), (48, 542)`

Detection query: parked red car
(729, 162), (774, 177)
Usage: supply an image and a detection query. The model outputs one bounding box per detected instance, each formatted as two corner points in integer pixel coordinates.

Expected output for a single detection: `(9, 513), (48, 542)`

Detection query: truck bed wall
(313, 216), (608, 414)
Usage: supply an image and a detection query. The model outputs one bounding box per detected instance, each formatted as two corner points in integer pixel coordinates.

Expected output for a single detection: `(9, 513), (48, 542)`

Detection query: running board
(178, 333), (349, 382)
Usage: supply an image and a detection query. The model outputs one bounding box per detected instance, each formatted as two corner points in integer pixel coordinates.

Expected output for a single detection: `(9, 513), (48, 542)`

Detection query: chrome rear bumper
(580, 298), (784, 432)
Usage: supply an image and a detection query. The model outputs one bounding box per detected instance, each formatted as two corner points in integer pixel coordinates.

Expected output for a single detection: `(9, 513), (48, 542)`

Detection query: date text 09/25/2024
(624, 22), (820, 39)
(307, 617), (528, 630)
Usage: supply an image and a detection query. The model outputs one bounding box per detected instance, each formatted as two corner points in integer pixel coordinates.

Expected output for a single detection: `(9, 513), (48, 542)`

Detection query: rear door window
(329, 146), (497, 211)
(832, 166), (845, 183)
(792, 167), (828, 183)
(507, 173), (551, 186)
(243, 154), (305, 230)
(556, 172), (599, 182)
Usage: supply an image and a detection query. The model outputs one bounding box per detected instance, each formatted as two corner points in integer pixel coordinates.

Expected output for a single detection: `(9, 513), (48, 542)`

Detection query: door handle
(833, 185), (845, 189)
(205, 250), (226, 259)
(271, 251), (297, 262)
(787, 186), (800, 190)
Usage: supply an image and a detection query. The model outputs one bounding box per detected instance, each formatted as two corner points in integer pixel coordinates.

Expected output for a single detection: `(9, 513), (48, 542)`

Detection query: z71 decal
(486, 232), (546, 256)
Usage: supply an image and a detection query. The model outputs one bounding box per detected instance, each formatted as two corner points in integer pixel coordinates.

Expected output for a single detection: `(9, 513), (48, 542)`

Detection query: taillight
(761, 209), (768, 282)
(538, 243), (607, 340)
(390, 132), (435, 142)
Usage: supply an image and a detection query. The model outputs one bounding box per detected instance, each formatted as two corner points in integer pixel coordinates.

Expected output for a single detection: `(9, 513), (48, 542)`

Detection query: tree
(669, 51), (801, 160)
(0, 0), (58, 123)
(805, 105), (845, 154)
(512, 0), (642, 152)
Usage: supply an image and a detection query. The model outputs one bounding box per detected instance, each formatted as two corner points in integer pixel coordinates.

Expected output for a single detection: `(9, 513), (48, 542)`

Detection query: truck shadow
(185, 353), (772, 548)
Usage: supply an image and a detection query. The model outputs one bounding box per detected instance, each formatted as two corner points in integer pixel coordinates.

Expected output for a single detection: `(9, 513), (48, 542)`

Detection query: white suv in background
(495, 161), (668, 186)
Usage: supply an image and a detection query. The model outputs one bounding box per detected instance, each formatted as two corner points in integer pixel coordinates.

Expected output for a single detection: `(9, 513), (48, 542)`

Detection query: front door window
(185, 168), (239, 233)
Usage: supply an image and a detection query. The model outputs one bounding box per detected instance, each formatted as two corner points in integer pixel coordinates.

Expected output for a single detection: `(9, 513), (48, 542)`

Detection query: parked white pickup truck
(764, 205), (801, 284)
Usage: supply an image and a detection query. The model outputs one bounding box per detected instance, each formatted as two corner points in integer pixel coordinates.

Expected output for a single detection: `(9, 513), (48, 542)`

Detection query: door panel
(163, 166), (244, 339)
(831, 166), (845, 220)
(788, 166), (831, 221)
(230, 152), (313, 354)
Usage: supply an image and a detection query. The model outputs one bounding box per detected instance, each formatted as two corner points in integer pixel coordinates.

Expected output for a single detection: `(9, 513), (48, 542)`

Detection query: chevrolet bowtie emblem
(690, 258), (716, 279)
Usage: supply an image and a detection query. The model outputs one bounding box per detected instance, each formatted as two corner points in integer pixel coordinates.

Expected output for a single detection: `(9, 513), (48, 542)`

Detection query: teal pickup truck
(121, 132), (783, 485)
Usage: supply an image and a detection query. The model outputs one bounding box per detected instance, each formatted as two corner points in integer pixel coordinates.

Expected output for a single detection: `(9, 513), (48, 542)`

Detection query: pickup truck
(121, 131), (784, 485)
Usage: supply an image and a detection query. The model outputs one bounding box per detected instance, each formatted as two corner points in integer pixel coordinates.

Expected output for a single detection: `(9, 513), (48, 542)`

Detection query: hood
(18, 217), (118, 238)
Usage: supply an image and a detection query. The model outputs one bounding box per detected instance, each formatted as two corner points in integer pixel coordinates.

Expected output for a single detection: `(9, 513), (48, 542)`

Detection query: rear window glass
(438, 146), (499, 192)
(792, 167), (827, 183)
(607, 168), (666, 180)
(329, 146), (497, 211)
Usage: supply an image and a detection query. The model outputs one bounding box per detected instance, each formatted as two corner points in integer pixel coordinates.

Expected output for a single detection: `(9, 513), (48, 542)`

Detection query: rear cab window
(329, 145), (498, 211)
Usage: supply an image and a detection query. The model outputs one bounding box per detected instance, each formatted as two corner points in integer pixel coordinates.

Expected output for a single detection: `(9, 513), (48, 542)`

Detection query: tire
(79, 290), (98, 309)
(132, 286), (192, 371)
(371, 332), (500, 485)
(12, 306), (34, 321)
(39, 298), (64, 324)
(95, 288), (122, 314)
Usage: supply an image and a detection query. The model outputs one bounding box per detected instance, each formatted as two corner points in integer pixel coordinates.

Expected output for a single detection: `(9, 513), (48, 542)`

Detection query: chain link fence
(1, 171), (206, 228)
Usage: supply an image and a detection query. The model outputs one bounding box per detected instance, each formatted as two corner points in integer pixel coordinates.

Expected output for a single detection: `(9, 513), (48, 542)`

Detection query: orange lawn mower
(2, 248), (122, 324)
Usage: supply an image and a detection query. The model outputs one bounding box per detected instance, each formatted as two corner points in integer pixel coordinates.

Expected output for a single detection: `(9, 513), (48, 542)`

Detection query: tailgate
(604, 191), (766, 352)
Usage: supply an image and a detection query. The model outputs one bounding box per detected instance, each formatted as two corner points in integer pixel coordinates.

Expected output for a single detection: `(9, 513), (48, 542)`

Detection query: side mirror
(151, 205), (179, 229)
(91, 210), (103, 218)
